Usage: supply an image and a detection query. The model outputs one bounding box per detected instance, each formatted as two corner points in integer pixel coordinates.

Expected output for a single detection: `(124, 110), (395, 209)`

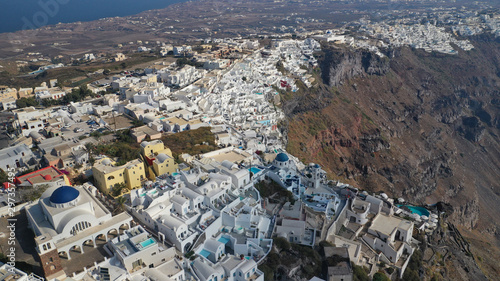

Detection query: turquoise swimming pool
(200, 249), (211, 258)
(218, 237), (230, 244)
(140, 238), (156, 248)
(249, 167), (261, 174)
(398, 205), (430, 216)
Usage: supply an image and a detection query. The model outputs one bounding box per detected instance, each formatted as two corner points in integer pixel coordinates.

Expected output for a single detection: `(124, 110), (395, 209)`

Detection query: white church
(25, 183), (133, 280)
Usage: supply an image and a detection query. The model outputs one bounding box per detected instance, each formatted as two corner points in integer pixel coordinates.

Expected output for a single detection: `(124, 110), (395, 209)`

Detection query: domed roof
(50, 186), (80, 204)
(156, 153), (170, 163)
(275, 153), (289, 162)
(221, 160), (237, 170)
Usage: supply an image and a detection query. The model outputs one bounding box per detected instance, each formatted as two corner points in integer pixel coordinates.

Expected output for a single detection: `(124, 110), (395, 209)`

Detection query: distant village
(0, 5), (497, 281)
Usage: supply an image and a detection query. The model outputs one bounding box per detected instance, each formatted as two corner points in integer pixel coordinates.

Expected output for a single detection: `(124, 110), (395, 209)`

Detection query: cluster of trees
(254, 180), (295, 203)
(15, 85), (96, 109)
(87, 141), (141, 166)
(62, 85), (95, 103)
(176, 57), (204, 68)
(0, 169), (8, 183)
(353, 264), (370, 281)
(372, 272), (391, 281)
(111, 182), (127, 197)
(16, 97), (38, 108)
(260, 241), (321, 281)
(402, 250), (423, 281)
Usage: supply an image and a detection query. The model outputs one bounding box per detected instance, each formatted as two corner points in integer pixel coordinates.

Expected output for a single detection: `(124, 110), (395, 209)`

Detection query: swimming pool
(398, 205), (430, 217)
(139, 238), (156, 248)
(218, 237), (230, 244)
(200, 249), (211, 258)
(249, 167), (261, 174)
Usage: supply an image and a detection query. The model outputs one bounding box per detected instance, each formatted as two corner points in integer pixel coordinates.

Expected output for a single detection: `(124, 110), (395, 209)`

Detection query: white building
(0, 262), (44, 280)
(362, 214), (415, 277)
(0, 143), (37, 172)
(160, 65), (205, 88)
(25, 183), (133, 279)
(108, 225), (177, 273)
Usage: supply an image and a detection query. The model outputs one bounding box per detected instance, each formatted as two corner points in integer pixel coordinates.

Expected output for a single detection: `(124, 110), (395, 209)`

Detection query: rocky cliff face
(284, 36), (500, 279)
(320, 46), (390, 87)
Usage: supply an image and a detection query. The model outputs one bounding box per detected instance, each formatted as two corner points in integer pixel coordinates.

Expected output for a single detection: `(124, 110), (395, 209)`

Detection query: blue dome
(50, 186), (80, 204)
(275, 153), (289, 162)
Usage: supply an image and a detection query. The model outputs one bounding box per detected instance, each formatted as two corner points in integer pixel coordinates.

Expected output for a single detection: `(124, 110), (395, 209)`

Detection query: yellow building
(142, 74), (157, 83)
(92, 157), (146, 194)
(18, 88), (34, 98)
(0, 88), (18, 103)
(140, 140), (178, 179)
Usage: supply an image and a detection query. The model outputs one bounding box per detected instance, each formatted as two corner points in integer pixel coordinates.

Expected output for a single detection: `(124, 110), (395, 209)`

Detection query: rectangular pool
(397, 205), (430, 217)
(249, 167), (261, 174)
(139, 238), (156, 248)
(200, 249), (211, 258)
(218, 237), (230, 244)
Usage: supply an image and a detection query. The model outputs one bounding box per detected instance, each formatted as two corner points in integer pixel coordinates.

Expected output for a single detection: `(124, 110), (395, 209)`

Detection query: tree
(402, 269), (420, 281)
(115, 196), (127, 213)
(103, 69), (111, 76)
(16, 97), (38, 108)
(90, 131), (102, 140)
(79, 85), (94, 98)
(55, 80), (67, 88)
(352, 263), (370, 281)
(131, 119), (144, 128)
(41, 98), (59, 107)
(112, 183), (126, 197)
(273, 237), (290, 251)
(120, 62), (127, 69)
(373, 272), (390, 281)
(63, 85), (95, 104)
(85, 143), (95, 154)
(0, 169), (8, 184)
(402, 250), (423, 281)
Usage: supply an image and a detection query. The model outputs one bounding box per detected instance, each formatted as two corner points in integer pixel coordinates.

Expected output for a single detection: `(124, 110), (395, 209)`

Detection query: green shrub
(373, 272), (390, 281)
(273, 237), (291, 251)
(352, 263), (370, 281)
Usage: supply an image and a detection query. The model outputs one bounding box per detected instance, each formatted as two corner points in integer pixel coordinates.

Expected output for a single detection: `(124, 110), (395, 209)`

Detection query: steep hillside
(284, 35), (500, 279)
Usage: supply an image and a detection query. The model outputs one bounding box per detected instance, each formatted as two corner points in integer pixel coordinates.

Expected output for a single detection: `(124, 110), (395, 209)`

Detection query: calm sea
(0, 0), (188, 34)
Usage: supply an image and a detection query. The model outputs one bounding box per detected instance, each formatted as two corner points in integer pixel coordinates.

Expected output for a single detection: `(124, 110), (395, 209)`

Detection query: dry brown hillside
(284, 36), (500, 280)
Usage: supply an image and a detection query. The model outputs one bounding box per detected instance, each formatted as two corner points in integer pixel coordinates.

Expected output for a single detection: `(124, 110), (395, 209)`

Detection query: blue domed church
(26, 184), (133, 279)
(272, 152), (293, 169)
(267, 152), (305, 198)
